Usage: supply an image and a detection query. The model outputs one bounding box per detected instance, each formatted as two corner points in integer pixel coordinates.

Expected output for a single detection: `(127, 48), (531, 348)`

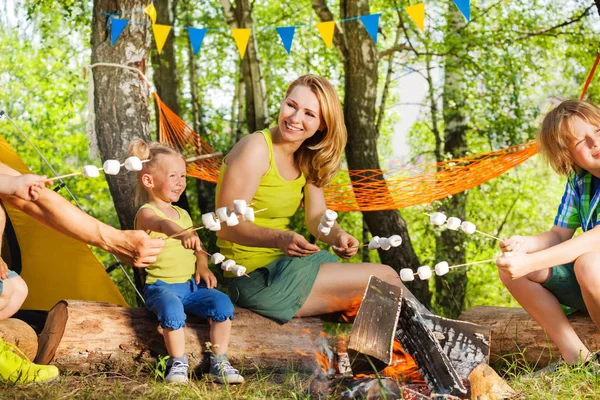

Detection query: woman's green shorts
(542, 262), (587, 313)
(225, 250), (337, 324)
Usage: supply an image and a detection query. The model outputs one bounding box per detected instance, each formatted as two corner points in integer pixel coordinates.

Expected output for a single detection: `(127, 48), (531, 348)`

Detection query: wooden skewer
(52, 171), (84, 180)
(185, 152), (223, 163)
(448, 258), (497, 270)
(475, 230), (502, 241)
(167, 224), (206, 239)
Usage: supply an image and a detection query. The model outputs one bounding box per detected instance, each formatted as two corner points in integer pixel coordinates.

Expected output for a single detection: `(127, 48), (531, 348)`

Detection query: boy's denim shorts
(143, 278), (234, 330)
(542, 262), (587, 313)
(0, 270), (19, 296)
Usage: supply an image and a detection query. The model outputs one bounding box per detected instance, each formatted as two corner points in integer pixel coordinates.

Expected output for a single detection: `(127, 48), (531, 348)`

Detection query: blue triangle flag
(452, 0), (470, 22)
(188, 28), (207, 56)
(276, 26), (296, 54)
(111, 18), (129, 46)
(359, 14), (380, 43)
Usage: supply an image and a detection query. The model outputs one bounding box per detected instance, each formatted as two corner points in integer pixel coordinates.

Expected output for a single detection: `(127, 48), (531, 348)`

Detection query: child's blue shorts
(0, 270), (19, 296)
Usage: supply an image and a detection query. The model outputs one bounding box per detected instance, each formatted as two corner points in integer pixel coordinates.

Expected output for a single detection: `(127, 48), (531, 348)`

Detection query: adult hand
(499, 235), (530, 253)
(496, 251), (531, 280)
(195, 265), (217, 288)
(0, 256), (8, 280)
(111, 230), (166, 268)
(332, 231), (359, 259)
(277, 231), (319, 257)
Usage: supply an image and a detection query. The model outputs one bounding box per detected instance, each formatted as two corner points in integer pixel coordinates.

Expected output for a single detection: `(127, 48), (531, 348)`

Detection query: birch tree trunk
(91, 0), (153, 295)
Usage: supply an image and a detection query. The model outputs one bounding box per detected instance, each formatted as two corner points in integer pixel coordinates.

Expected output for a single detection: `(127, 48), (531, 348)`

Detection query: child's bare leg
(0, 275), (28, 320)
(499, 269), (590, 364)
(575, 252), (600, 354)
(209, 318), (231, 356)
(162, 328), (185, 358)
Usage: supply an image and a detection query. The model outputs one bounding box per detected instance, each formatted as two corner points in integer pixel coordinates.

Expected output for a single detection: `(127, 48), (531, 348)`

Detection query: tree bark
(312, 0), (430, 307)
(91, 0), (153, 295)
(0, 318), (38, 361)
(220, 0), (268, 133)
(459, 306), (600, 367)
(35, 300), (326, 373)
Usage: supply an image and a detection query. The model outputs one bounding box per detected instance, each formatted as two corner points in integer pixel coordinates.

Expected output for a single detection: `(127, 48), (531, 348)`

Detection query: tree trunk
(91, 0), (153, 296)
(0, 318), (38, 361)
(35, 300), (326, 373)
(435, 5), (469, 318)
(313, 0), (430, 307)
(459, 306), (600, 367)
(220, 0), (268, 133)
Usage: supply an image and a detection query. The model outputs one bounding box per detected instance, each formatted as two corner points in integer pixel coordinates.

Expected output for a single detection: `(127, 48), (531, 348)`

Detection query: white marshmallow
(82, 165), (100, 178)
(460, 221), (476, 235)
(323, 219), (335, 228)
(232, 265), (247, 277)
(208, 219), (221, 231)
(434, 261), (450, 276)
(400, 268), (415, 282)
(211, 253), (225, 265)
(446, 217), (462, 230)
(124, 156), (143, 171)
(379, 237), (392, 251)
(102, 159), (121, 175)
(417, 266), (432, 280)
(221, 259), (236, 272)
(244, 207), (255, 222)
(324, 209), (338, 222)
(215, 207), (230, 222)
(233, 200), (247, 215)
(201, 212), (218, 229)
(368, 236), (380, 250)
(318, 223), (331, 236)
(389, 235), (402, 247)
(226, 213), (239, 227)
(429, 212), (447, 226)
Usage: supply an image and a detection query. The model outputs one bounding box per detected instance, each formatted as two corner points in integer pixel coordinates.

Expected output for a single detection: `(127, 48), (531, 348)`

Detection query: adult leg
(499, 268), (590, 364)
(296, 262), (404, 317)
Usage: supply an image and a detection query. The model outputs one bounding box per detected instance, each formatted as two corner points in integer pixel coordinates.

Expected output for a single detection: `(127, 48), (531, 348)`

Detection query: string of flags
(109, 1), (480, 58)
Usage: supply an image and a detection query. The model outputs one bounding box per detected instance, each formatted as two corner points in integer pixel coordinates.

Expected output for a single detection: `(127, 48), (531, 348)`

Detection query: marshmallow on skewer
(460, 221), (476, 235)
(211, 253), (225, 265)
(318, 223), (331, 236)
(82, 165), (100, 178)
(322, 218), (335, 228)
(233, 200), (247, 215)
(429, 212), (447, 226)
(102, 160), (121, 175)
(202, 212), (218, 229)
(124, 156), (143, 171)
(434, 261), (450, 276)
(379, 237), (392, 251)
(215, 207), (230, 222)
(208, 219), (221, 231)
(231, 265), (247, 277)
(446, 217), (462, 230)
(400, 268), (415, 282)
(389, 235), (402, 247)
(226, 213), (240, 227)
(368, 236), (381, 250)
(244, 207), (255, 222)
(417, 266), (432, 280)
(323, 209), (338, 222)
(221, 259), (236, 272)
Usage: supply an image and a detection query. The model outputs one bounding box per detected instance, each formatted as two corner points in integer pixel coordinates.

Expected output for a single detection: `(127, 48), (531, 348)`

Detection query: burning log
(35, 300), (324, 372)
(0, 318), (38, 360)
(468, 363), (516, 400)
(459, 306), (600, 367)
(347, 276), (402, 374)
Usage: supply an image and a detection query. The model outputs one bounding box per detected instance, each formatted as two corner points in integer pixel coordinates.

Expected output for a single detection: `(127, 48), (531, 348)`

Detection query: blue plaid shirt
(554, 171), (600, 232)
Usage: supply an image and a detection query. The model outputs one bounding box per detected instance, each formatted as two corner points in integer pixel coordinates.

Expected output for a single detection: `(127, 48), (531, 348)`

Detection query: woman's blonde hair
(537, 100), (600, 176)
(128, 139), (184, 205)
(286, 75), (347, 187)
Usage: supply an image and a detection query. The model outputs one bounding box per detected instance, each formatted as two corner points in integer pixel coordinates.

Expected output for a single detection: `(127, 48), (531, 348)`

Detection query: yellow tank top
(134, 204), (196, 284)
(216, 129), (307, 275)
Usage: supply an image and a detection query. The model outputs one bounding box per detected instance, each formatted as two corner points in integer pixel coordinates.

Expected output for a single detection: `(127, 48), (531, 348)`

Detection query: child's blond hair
(128, 140), (185, 205)
(537, 100), (600, 176)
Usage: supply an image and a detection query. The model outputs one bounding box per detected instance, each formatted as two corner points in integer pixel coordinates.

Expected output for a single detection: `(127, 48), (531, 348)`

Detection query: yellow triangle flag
(231, 29), (252, 58)
(152, 24), (172, 55)
(405, 3), (425, 33)
(145, 3), (157, 24)
(316, 21), (335, 49)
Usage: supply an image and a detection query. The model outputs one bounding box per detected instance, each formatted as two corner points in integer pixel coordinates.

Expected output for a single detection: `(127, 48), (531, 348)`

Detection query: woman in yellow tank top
(216, 75), (413, 324)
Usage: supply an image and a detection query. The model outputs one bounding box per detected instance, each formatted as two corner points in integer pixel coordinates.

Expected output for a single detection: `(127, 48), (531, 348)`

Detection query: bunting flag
(452, 0), (470, 22)
(145, 3), (157, 24)
(152, 24), (172, 55)
(231, 28), (252, 58)
(405, 3), (425, 32)
(276, 26), (296, 54)
(188, 27), (207, 56)
(359, 14), (380, 43)
(316, 21), (335, 49)
(110, 18), (129, 46)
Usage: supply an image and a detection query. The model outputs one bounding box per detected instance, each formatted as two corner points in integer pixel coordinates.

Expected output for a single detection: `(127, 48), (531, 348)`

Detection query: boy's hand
(14, 174), (52, 201)
(0, 256), (8, 280)
(181, 232), (202, 252)
(496, 251), (531, 280)
(332, 231), (359, 259)
(195, 265), (217, 288)
(500, 235), (530, 254)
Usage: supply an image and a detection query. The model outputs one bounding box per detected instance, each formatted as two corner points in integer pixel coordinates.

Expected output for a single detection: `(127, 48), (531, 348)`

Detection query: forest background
(1, 0), (600, 320)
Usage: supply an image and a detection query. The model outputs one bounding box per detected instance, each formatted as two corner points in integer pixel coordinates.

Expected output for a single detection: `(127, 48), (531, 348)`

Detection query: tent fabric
(0, 135), (128, 310)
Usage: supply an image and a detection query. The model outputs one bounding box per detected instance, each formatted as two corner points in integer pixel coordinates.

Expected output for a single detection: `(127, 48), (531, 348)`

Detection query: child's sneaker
(165, 355), (189, 384)
(0, 339), (59, 384)
(209, 354), (244, 384)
